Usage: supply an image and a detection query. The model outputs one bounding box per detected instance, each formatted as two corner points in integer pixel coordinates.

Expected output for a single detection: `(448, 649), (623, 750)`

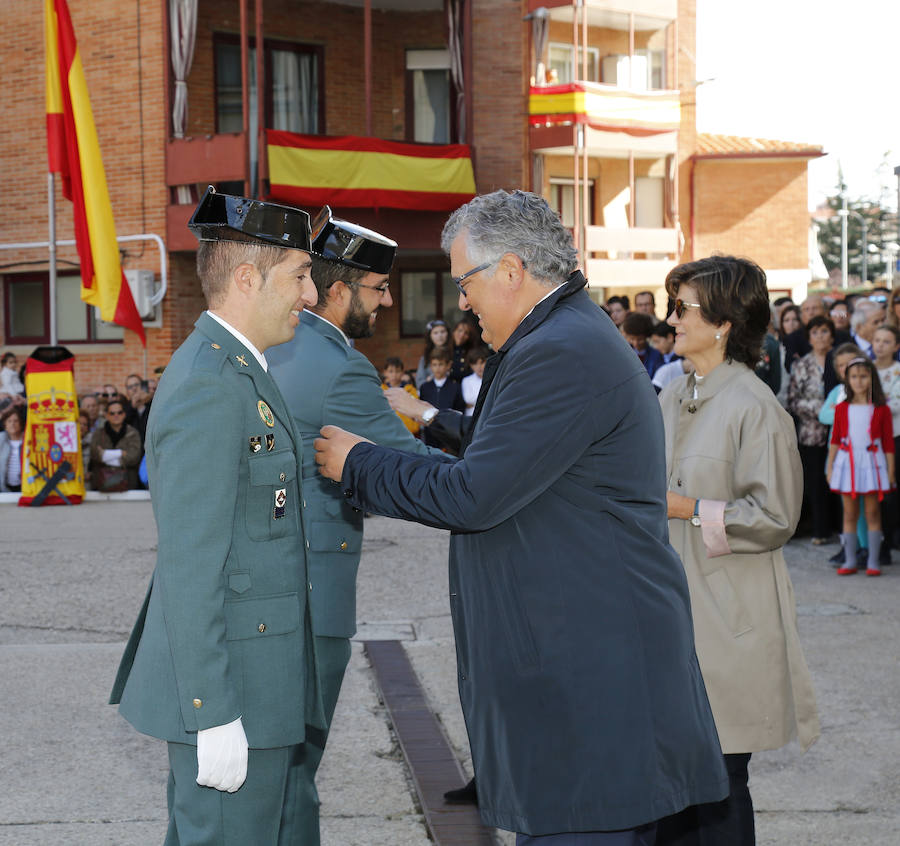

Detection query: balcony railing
(584, 224), (681, 287)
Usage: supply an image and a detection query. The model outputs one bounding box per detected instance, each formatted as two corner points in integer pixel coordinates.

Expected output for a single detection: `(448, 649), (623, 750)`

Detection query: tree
(817, 172), (898, 284)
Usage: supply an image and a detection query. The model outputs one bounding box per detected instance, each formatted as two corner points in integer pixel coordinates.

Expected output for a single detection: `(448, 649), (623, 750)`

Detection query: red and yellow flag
(267, 131), (476, 212)
(44, 0), (145, 344)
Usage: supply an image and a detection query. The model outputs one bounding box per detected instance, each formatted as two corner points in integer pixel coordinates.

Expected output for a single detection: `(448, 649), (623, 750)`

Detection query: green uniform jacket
(268, 310), (438, 639)
(110, 313), (324, 748)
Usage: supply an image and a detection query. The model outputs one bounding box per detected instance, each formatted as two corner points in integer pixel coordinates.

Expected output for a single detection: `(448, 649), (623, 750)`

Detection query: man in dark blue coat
(314, 190), (727, 845)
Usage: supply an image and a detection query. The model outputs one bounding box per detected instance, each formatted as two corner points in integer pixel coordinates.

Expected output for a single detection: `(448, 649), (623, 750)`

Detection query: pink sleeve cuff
(699, 499), (731, 558)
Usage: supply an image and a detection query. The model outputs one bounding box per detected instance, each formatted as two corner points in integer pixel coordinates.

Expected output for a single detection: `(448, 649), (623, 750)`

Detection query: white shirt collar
(305, 309), (351, 347)
(521, 283), (564, 323)
(206, 311), (269, 372)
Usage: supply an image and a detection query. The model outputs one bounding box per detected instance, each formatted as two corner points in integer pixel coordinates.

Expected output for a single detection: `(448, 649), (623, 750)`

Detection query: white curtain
(447, 0), (465, 143)
(272, 50), (316, 134)
(170, 0), (197, 204)
(531, 7), (549, 85)
(170, 0), (197, 138)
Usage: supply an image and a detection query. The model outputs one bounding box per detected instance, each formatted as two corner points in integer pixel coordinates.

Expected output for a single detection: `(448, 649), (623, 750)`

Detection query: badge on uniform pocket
(266, 433), (275, 452)
(249, 435), (262, 454)
(273, 488), (286, 519)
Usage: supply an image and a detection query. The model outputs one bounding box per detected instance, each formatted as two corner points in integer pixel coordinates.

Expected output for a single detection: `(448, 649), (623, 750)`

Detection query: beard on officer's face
(342, 289), (378, 340)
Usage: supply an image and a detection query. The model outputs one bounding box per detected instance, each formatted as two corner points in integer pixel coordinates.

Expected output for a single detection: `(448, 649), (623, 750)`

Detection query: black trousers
(799, 444), (830, 538)
(654, 753), (754, 846)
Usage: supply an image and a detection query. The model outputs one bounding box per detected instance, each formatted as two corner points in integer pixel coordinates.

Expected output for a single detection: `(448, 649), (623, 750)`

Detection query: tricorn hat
(188, 186), (311, 251)
(310, 206), (397, 274)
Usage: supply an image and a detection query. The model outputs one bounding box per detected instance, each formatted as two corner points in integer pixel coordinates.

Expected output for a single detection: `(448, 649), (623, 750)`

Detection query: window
(215, 36), (323, 135)
(548, 43), (600, 83)
(549, 179), (595, 228)
(601, 50), (666, 90)
(406, 49), (452, 143)
(399, 262), (464, 338)
(3, 273), (124, 344)
(215, 36), (324, 194)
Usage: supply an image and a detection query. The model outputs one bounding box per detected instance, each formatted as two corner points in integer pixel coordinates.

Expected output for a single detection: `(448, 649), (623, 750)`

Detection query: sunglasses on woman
(672, 299), (702, 319)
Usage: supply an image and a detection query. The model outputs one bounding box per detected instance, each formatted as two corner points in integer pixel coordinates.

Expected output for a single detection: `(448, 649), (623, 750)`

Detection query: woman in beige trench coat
(656, 256), (820, 846)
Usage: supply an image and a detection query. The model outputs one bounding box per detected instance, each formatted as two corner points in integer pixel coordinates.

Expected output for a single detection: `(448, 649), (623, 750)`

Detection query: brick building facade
(1, 0), (821, 390)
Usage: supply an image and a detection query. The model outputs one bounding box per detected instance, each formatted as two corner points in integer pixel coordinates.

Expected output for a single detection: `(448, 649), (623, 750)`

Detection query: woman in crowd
(449, 319), (474, 382)
(775, 304), (802, 406)
(787, 315), (836, 544)
(886, 289), (900, 331)
(0, 406), (25, 492)
(89, 398), (142, 491)
(415, 319), (450, 388)
(657, 255), (819, 846)
(604, 295), (629, 329)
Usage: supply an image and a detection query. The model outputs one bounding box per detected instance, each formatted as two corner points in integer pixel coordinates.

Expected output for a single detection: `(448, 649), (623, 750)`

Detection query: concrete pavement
(0, 500), (897, 844)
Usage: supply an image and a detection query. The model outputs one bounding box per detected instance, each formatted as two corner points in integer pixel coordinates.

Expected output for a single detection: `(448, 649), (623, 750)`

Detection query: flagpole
(48, 171), (58, 346)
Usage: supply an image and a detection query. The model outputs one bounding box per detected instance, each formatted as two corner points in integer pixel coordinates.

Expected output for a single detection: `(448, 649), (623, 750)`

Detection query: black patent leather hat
(310, 206), (397, 274)
(188, 186), (311, 251)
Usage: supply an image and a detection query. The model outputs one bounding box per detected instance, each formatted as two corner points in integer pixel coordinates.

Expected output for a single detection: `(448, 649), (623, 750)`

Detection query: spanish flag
(267, 131), (476, 212)
(45, 0), (145, 344)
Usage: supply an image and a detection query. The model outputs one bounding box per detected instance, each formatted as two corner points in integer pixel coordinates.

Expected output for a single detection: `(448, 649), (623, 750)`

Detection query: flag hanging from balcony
(267, 131), (476, 212)
(44, 0), (145, 345)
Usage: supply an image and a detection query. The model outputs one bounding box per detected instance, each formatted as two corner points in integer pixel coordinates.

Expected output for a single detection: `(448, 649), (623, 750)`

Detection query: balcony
(584, 225), (680, 287)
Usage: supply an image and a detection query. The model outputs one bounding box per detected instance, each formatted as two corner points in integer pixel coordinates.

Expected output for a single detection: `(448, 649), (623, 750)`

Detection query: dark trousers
(799, 444), (830, 538)
(655, 753), (754, 846)
(515, 823), (657, 845)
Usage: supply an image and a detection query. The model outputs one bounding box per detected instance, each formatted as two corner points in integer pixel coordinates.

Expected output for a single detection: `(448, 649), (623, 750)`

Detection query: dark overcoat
(340, 273), (728, 835)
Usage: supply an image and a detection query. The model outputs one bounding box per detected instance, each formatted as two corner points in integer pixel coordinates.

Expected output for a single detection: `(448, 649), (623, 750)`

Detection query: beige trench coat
(660, 360), (820, 754)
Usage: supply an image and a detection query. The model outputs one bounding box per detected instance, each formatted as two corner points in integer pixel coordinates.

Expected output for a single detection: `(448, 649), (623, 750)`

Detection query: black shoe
(829, 548), (845, 567)
(444, 777), (477, 805)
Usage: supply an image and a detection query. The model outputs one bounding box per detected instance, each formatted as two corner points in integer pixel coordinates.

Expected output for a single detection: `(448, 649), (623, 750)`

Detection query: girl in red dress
(827, 357), (896, 575)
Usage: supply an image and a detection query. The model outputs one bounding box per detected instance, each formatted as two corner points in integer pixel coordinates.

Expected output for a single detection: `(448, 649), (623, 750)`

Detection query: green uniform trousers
(277, 635), (353, 846)
(166, 743), (297, 846)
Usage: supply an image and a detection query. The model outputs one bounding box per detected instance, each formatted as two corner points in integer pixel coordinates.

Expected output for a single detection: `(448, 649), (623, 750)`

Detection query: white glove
(196, 716), (248, 793)
(101, 448), (123, 467)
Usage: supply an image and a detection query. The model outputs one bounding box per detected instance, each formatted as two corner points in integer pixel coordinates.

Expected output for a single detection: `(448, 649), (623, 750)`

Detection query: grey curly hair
(441, 190), (578, 287)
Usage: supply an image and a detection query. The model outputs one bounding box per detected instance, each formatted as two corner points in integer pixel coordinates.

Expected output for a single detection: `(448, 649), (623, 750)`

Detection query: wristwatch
(421, 406), (438, 425)
(690, 499), (701, 527)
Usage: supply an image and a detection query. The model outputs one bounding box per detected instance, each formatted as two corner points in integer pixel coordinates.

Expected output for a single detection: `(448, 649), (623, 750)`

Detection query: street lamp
(885, 243), (899, 289)
(837, 204), (869, 287)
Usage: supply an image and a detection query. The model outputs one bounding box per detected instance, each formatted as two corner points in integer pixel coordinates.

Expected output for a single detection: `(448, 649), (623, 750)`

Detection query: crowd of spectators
(597, 286), (900, 567)
(0, 354), (161, 494)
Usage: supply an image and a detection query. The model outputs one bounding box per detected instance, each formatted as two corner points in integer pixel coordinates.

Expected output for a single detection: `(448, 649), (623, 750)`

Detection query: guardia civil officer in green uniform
(268, 207), (442, 844)
(110, 187), (325, 845)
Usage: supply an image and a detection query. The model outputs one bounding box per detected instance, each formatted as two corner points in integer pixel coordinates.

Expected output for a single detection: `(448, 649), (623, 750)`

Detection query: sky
(694, 0), (900, 211)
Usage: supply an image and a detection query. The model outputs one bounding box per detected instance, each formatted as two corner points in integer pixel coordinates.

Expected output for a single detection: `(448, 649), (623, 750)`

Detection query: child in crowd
(382, 356), (420, 436)
(873, 324), (900, 555)
(419, 346), (465, 447)
(461, 346), (489, 417)
(1, 352), (24, 396)
(819, 343), (866, 567)
(621, 312), (664, 379)
(649, 323), (680, 363)
(827, 357), (895, 575)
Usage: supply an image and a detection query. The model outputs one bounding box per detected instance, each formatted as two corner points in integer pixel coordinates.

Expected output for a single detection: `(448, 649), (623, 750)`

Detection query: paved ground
(0, 499), (897, 845)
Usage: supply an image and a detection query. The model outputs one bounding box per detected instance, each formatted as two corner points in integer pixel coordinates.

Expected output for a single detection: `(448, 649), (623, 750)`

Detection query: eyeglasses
(107, 410), (125, 416)
(869, 295), (888, 304)
(346, 280), (390, 296)
(451, 261), (494, 296)
(672, 299), (702, 319)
